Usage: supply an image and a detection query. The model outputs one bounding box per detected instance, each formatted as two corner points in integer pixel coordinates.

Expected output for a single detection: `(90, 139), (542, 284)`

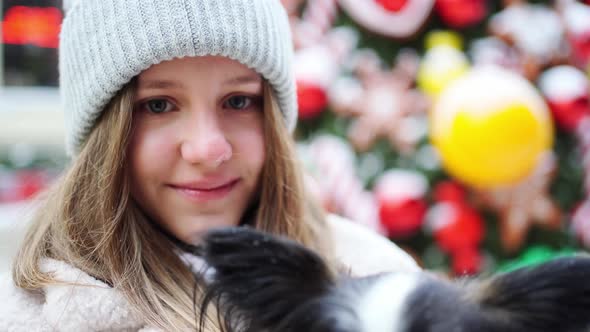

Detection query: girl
(0, 0), (418, 331)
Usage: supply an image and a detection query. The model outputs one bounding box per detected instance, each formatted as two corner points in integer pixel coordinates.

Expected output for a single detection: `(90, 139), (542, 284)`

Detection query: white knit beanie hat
(60, 0), (297, 156)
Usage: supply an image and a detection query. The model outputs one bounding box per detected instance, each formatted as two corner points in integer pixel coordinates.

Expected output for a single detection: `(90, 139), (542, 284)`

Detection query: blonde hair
(12, 80), (331, 330)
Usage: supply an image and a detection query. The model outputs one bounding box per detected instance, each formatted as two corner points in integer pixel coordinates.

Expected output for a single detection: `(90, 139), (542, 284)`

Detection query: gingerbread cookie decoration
(475, 152), (562, 253)
(331, 49), (429, 153)
(488, 0), (568, 80)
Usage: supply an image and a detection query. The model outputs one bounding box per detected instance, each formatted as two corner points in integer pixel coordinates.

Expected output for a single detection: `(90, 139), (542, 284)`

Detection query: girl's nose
(180, 111), (233, 169)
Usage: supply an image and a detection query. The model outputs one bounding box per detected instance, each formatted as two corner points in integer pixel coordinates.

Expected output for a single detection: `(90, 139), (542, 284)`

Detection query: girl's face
(129, 56), (266, 244)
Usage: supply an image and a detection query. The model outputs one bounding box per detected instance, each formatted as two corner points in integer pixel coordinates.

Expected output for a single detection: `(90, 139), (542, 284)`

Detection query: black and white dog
(197, 227), (590, 332)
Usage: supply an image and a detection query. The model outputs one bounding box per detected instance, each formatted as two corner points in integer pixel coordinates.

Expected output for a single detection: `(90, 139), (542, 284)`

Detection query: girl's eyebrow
(223, 74), (262, 86)
(139, 80), (185, 90)
(138, 75), (261, 90)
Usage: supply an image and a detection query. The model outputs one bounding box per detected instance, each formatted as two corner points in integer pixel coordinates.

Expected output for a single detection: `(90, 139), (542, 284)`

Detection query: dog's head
(198, 227), (590, 332)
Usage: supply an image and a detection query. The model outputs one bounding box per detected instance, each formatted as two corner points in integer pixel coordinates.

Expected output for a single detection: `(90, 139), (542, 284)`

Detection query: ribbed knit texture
(60, 0), (297, 155)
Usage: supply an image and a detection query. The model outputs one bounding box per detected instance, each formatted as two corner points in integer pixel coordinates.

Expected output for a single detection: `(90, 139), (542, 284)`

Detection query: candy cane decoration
(295, 0), (339, 48)
(571, 116), (590, 248)
(572, 199), (590, 248)
(302, 0), (339, 37)
(306, 135), (385, 234)
(577, 117), (590, 192)
(538, 66), (590, 248)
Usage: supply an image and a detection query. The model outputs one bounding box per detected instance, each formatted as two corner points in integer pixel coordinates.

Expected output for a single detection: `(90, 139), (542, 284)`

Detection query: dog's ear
(473, 256), (590, 332)
(198, 227), (336, 332)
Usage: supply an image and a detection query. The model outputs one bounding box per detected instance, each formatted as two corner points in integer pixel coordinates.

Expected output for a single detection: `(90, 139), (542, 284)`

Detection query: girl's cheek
(219, 112), (262, 148)
(131, 121), (180, 166)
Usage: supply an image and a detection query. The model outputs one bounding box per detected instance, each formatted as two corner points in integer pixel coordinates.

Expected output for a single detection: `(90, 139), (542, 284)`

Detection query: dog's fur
(197, 227), (590, 332)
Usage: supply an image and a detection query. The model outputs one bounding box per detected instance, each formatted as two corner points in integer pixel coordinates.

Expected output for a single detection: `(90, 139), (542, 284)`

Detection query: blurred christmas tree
(286, 0), (590, 276)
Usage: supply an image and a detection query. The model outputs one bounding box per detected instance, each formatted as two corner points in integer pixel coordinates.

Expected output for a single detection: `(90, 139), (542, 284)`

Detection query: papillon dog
(197, 227), (590, 332)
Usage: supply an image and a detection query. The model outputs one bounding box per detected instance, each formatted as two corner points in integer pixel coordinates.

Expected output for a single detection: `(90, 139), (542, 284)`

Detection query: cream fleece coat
(0, 215), (419, 331)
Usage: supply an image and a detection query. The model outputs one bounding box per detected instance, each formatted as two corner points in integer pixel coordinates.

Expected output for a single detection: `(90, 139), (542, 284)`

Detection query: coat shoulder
(327, 214), (421, 276)
(0, 259), (152, 331)
(0, 273), (48, 332)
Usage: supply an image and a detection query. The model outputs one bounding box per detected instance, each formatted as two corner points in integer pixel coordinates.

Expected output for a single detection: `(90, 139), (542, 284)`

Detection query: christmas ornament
(281, 0), (306, 44)
(331, 49), (430, 152)
(301, 0), (339, 44)
(297, 81), (329, 119)
(488, 0), (567, 80)
(374, 169), (429, 238)
(470, 37), (525, 75)
(338, 0), (434, 39)
(433, 180), (467, 204)
(281, 0), (339, 49)
(543, 68), (590, 250)
(430, 65), (554, 189)
(417, 31), (470, 97)
(426, 201), (485, 254)
(304, 134), (356, 211)
(572, 199), (590, 249)
(498, 245), (575, 272)
(571, 117), (590, 249)
(475, 152), (562, 254)
(302, 135), (384, 234)
(435, 0), (487, 29)
(295, 27), (359, 120)
(538, 65), (590, 131)
(425, 30), (463, 50)
(558, 0), (590, 70)
(427, 182), (485, 276)
(452, 247), (484, 276)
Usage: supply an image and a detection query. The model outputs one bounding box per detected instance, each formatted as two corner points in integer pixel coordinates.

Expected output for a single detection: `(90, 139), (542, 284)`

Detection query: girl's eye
(144, 99), (174, 113)
(224, 95), (254, 110)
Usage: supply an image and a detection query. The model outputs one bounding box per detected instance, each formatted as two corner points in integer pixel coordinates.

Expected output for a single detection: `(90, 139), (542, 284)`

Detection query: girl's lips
(170, 179), (240, 202)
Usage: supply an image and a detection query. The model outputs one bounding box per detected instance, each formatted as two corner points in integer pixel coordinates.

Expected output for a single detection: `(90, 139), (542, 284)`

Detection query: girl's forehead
(138, 56), (261, 83)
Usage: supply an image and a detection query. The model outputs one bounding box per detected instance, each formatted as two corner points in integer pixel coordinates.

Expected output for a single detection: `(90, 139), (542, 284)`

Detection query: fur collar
(0, 258), (157, 331)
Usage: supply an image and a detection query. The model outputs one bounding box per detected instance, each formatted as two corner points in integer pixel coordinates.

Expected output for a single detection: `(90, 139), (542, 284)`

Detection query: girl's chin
(171, 215), (242, 243)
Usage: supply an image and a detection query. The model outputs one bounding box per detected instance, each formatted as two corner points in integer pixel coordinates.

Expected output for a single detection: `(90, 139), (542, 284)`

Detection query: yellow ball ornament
(418, 31), (469, 98)
(425, 30), (463, 50)
(430, 66), (554, 189)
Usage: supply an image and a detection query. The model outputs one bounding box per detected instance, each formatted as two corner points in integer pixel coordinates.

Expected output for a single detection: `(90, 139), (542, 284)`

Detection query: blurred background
(1, 0), (64, 273)
(1, 0), (590, 276)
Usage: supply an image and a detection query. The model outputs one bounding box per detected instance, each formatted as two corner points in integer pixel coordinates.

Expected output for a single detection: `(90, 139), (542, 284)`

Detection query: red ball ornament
(435, 0), (487, 29)
(375, 0), (409, 12)
(433, 180), (466, 204)
(379, 197), (428, 238)
(433, 203), (484, 254)
(539, 65), (590, 132)
(568, 31), (590, 70)
(452, 247), (483, 276)
(546, 96), (590, 132)
(561, 1), (590, 68)
(375, 170), (429, 238)
(297, 80), (328, 120)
